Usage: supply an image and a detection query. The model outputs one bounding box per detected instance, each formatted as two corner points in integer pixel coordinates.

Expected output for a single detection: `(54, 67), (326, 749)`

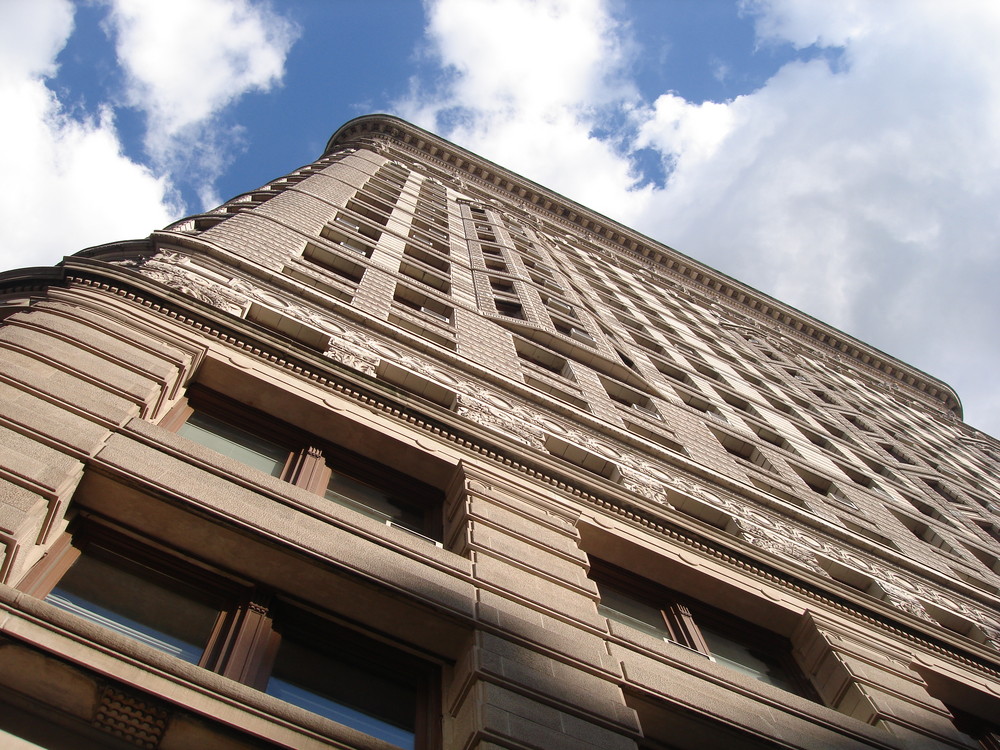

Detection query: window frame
(21, 520), (438, 750)
(591, 560), (817, 700)
(162, 385), (444, 542)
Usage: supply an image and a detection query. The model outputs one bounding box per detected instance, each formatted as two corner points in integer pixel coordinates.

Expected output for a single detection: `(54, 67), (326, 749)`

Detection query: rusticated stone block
(0, 349), (139, 424)
(0, 327), (160, 404)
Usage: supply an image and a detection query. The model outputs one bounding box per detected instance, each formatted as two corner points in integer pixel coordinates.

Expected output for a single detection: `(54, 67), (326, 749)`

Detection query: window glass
(325, 471), (424, 533)
(30, 517), (437, 746)
(267, 635), (417, 750)
(47, 552), (220, 664)
(596, 583), (671, 641)
(593, 562), (814, 699)
(178, 410), (288, 477)
(169, 388), (443, 543)
(699, 623), (801, 694)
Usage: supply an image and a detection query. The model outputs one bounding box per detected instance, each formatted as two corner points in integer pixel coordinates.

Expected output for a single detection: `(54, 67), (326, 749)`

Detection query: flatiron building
(1, 114), (999, 749)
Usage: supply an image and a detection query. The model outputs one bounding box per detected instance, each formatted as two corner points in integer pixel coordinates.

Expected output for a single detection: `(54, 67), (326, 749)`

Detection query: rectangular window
(166, 387), (443, 542)
(494, 299), (525, 319)
(178, 409), (290, 477)
(393, 284), (453, 324)
(23, 524), (435, 750)
(592, 561), (816, 699)
(553, 320), (596, 345)
(47, 542), (225, 665)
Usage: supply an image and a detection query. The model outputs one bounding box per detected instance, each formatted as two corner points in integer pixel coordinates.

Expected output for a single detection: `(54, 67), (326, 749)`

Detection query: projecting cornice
(326, 114), (962, 417)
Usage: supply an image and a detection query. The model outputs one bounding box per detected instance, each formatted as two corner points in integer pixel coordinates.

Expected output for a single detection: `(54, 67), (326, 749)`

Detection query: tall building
(1, 114), (999, 750)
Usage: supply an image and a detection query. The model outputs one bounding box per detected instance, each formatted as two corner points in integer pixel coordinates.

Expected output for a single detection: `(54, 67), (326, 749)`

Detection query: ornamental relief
(879, 582), (935, 621)
(316, 325), (550, 449)
(618, 466), (670, 505)
(228, 278), (349, 336)
(737, 524), (826, 573)
(135, 253), (246, 315)
(325, 341), (379, 377)
(716, 501), (1000, 635)
(455, 393), (546, 450)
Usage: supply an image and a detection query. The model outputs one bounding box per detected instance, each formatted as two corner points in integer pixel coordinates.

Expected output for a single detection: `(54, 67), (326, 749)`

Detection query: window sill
(602, 617), (891, 746)
(103, 418), (467, 571)
(1, 585), (408, 750)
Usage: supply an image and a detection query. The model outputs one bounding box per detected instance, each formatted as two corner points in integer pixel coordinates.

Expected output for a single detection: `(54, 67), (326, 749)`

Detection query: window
(592, 561), (815, 699)
(393, 284), (453, 324)
(709, 427), (776, 473)
(514, 337), (572, 378)
(948, 706), (1000, 750)
(165, 387), (443, 543)
(553, 320), (596, 345)
(601, 377), (658, 418)
(320, 224), (375, 257)
(22, 525), (434, 750)
(494, 299), (525, 319)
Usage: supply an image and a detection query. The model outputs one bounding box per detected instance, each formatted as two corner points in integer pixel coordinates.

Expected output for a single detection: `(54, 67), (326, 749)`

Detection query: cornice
(326, 114), (962, 417)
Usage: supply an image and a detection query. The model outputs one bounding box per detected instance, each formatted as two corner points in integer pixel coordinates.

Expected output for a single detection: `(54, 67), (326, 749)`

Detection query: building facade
(1, 114), (999, 749)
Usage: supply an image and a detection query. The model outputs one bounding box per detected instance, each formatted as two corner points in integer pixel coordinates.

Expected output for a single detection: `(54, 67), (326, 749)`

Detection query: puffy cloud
(395, 0), (650, 219)
(633, 0), (1000, 433)
(103, 0), (299, 205)
(402, 0), (1000, 434)
(0, 0), (176, 269)
(0, 0), (74, 79)
(0, 0), (298, 270)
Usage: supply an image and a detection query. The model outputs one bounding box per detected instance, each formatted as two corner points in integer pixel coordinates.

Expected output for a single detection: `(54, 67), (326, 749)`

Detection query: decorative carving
(738, 521), (826, 572)
(879, 583), (933, 620)
(325, 327), (380, 376)
(619, 466), (670, 505)
(93, 685), (167, 749)
(137, 253), (246, 315)
(456, 393), (546, 449)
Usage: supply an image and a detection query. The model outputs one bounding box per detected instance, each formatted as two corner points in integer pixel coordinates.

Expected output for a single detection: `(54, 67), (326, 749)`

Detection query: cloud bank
(0, 0), (297, 270)
(0, 0), (174, 269)
(396, 0), (1000, 435)
(396, 0), (652, 220)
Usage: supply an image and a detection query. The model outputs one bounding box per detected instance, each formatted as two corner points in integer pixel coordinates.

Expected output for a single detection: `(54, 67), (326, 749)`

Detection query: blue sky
(2, 0), (1000, 439)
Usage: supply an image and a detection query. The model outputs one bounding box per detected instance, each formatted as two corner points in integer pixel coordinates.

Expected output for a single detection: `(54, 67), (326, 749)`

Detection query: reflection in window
(31, 527), (432, 749)
(268, 632), (418, 750)
(48, 551), (220, 664)
(699, 623), (804, 694)
(168, 388), (444, 543)
(178, 410), (288, 477)
(594, 562), (815, 699)
(325, 471), (427, 538)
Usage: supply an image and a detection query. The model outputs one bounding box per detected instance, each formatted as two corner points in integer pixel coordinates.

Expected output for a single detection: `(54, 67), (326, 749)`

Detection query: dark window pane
(325, 471), (424, 533)
(267, 635), (417, 749)
(178, 410), (288, 477)
(596, 584), (671, 641)
(699, 624), (802, 695)
(47, 553), (219, 664)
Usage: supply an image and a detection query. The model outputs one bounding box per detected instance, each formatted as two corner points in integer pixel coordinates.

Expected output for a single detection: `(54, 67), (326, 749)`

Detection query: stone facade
(0, 114), (998, 749)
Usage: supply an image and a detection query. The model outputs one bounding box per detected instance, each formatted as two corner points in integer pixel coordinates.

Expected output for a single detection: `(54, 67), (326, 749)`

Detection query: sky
(1, 0), (999, 439)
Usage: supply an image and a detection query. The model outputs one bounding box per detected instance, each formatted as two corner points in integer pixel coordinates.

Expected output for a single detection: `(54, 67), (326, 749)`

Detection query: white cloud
(0, 0), (176, 270)
(103, 0), (298, 206)
(395, 0), (650, 220)
(402, 0), (1000, 435)
(633, 0), (1000, 434)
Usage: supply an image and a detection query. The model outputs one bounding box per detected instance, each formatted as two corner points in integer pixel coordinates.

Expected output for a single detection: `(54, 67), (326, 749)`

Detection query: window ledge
(99, 418), (469, 574)
(0, 585), (406, 750)
(603, 618), (898, 749)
